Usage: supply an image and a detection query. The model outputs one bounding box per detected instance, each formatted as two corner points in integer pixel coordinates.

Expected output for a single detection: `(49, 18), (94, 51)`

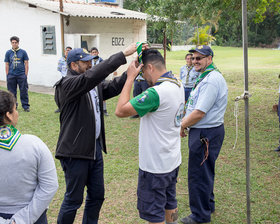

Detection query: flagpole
(241, 0), (251, 223)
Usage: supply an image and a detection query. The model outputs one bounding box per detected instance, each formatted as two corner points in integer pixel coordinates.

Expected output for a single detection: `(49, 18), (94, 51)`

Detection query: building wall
(0, 0), (146, 86)
(0, 0), (62, 87)
(64, 17), (146, 76)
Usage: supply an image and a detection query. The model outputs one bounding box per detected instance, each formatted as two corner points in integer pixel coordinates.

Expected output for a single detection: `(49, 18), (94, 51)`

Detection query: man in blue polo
(180, 45), (228, 224)
(180, 53), (199, 102)
(115, 49), (185, 224)
(4, 36), (30, 112)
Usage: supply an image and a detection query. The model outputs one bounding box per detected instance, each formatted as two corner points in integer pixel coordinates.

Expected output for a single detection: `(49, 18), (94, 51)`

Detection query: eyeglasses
(191, 56), (207, 61)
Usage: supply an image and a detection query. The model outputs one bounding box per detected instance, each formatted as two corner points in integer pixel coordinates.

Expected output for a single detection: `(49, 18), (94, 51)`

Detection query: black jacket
(54, 52), (127, 160)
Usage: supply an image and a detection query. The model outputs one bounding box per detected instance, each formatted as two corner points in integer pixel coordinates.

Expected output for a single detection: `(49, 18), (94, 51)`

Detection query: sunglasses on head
(191, 56), (208, 61)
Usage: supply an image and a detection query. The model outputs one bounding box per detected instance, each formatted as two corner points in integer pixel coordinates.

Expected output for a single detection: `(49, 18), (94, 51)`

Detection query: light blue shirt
(180, 65), (199, 88)
(89, 88), (101, 139)
(57, 57), (67, 77)
(185, 70), (228, 128)
(92, 57), (103, 66)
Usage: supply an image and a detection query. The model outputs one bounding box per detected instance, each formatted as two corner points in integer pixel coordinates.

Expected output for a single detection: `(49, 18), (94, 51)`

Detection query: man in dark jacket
(55, 44), (138, 224)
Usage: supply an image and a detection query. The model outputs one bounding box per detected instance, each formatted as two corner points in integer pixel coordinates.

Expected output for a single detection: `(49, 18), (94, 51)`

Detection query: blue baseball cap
(189, 45), (214, 57)
(67, 48), (94, 65)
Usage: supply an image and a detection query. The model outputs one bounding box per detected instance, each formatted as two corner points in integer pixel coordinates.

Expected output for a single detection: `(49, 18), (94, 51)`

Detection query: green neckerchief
(192, 63), (219, 90)
(186, 63), (219, 106)
(0, 124), (21, 151)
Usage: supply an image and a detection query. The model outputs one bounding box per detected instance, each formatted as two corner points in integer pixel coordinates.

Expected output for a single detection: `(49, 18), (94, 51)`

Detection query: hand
(127, 60), (143, 81)
(180, 126), (188, 138)
(123, 43), (137, 57)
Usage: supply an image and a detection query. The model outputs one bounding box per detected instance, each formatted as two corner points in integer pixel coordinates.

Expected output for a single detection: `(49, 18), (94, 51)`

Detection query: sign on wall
(112, 37), (124, 46)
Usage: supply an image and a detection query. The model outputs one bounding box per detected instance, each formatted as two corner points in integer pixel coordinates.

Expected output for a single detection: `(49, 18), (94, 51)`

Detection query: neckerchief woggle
(186, 63), (219, 105)
(0, 124), (21, 151)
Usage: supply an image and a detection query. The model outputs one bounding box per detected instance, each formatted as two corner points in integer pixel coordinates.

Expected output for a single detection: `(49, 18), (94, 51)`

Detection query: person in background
(4, 36), (30, 112)
(0, 90), (58, 224)
(115, 49), (185, 224)
(179, 53), (199, 103)
(57, 46), (72, 78)
(274, 78), (280, 155)
(55, 46), (72, 113)
(130, 74), (149, 119)
(90, 47), (110, 116)
(180, 46), (228, 224)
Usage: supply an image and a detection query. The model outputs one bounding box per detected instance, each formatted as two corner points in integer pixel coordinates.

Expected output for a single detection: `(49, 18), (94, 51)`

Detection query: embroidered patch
(137, 91), (149, 103)
(174, 103), (185, 127)
(0, 127), (12, 140)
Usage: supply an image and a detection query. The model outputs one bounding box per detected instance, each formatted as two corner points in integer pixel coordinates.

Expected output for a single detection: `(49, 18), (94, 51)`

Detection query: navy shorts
(137, 167), (179, 223)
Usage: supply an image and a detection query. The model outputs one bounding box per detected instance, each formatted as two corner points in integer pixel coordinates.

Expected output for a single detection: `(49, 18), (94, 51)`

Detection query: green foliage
(124, 0), (280, 47)
(187, 25), (216, 45)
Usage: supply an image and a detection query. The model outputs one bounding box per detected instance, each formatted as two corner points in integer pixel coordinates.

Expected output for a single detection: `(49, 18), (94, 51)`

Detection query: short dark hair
(90, 47), (98, 52)
(10, 36), (19, 43)
(185, 53), (192, 58)
(66, 46), (72, 50)
(0, 90), (16, 126)
(142, 49), (165, 69)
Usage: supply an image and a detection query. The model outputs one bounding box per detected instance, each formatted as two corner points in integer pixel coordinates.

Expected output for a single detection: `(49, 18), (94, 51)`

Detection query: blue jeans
(57, 140), (104, 224)
(7, 74), (29, 109)
(188, 124), (225, 223)
(0, 210), (47, 224)
(133, 80), (149, 97)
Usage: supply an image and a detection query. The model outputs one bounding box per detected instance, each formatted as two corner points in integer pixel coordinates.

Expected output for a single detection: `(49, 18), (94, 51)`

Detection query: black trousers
(57, 140), (104, 224)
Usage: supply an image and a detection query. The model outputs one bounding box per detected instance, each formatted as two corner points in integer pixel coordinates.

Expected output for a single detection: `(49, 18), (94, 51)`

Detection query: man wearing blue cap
(54, 44), (137, 224)
(180, 45), (228, 224)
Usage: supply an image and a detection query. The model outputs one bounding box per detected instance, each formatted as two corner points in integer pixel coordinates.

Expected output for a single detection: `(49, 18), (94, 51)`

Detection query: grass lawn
(2, 46), (280, 223)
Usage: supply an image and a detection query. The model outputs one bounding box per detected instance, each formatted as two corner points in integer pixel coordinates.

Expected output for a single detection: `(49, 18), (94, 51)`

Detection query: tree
(187, 25), (216, 45)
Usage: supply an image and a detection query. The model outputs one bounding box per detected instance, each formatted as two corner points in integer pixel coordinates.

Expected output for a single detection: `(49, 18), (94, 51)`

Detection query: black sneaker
(24, 108), (30, 112)
(180, 216), (198, 224)
(104, 110), (109, 116)
(274, 147), (280, 152)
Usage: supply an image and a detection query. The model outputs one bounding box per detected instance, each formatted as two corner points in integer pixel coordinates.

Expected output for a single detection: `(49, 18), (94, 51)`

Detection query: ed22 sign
(112, 37), (124, 46)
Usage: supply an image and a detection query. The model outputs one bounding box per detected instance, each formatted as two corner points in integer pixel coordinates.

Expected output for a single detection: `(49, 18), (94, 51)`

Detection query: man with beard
(55, 44), (137, 224)
(180, 45), (228, 224)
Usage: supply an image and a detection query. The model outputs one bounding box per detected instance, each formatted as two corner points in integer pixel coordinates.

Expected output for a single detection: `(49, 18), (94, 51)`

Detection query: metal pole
(59, 0), (65, 56)
(241, 0), (251, 223)
(163, 25), (166, 63)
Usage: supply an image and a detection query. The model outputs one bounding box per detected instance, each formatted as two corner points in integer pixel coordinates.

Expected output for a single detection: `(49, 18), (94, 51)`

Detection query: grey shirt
(0, 134), (58, 224)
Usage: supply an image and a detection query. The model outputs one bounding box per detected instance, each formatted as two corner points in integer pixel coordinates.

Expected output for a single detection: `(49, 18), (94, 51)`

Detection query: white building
(0, 0), (146, 86)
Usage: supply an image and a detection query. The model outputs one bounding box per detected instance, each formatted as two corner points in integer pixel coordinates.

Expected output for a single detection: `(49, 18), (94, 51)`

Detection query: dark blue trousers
(57, 140), (104, 224)
(0, 210), (47, 224)
(184, 87), (192, 102)
(188, 124), (224, 223)
(133, 79), (149, 97)
(7, 74), (29, 109)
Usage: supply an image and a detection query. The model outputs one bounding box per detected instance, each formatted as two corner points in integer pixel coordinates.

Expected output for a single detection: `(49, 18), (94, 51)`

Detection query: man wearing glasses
(180, 45), (228, 224)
